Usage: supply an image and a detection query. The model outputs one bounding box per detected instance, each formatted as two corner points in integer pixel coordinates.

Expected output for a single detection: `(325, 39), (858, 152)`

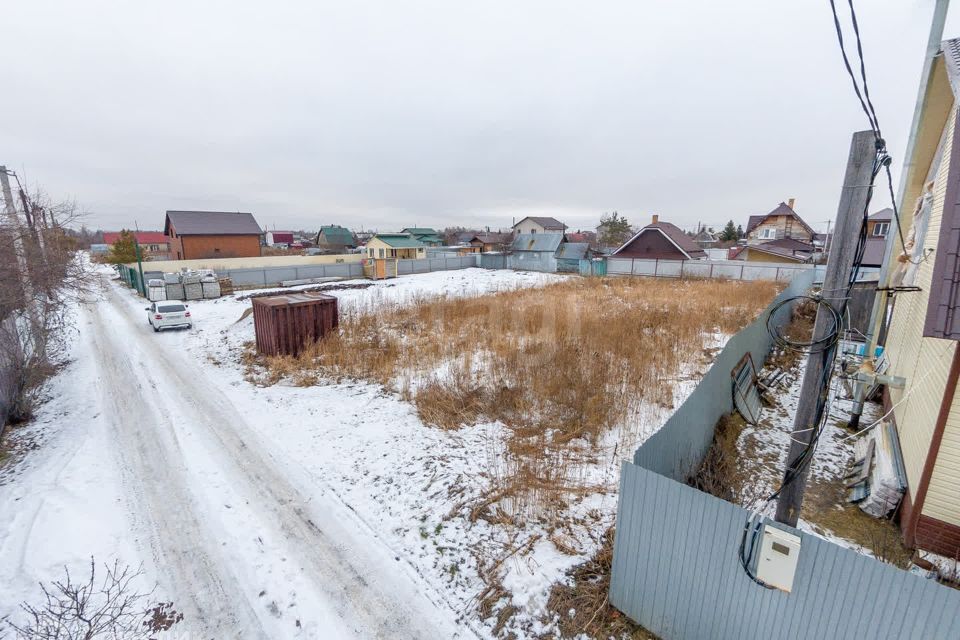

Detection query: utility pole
(775, 131), (876, 526)
(822, 219), (832, 263)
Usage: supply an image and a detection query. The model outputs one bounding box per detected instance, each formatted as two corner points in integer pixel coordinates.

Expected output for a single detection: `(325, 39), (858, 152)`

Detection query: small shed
(555, 242), (593, 272)
(252, 293), (339, 356)
(511, 233), (564, 271)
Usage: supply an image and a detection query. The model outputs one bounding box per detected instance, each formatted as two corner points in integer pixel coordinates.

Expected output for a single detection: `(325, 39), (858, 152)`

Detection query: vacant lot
(250, 276), (780, 519)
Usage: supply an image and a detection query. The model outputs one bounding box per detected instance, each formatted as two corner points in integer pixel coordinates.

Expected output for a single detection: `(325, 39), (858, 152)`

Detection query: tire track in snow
(98, 281), (468, 639)
(87, 296), (269, 638)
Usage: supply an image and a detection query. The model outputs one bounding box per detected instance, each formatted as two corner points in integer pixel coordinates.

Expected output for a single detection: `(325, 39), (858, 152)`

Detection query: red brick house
(164, 210), (263, 260)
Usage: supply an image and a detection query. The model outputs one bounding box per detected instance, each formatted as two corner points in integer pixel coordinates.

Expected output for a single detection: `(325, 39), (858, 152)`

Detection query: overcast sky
(3, 1), (959, 234)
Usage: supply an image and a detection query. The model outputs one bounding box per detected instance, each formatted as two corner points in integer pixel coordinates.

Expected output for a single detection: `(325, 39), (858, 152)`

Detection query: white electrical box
(755, 524), (802, 592)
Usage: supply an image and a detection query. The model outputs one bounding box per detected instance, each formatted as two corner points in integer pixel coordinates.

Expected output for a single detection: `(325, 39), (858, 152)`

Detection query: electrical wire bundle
(738, 0), (894, 587)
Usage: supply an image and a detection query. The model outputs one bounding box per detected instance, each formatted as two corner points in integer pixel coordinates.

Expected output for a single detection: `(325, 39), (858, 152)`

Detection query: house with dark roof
(401, 228), (444, 246)
(745, 200), (816, 246)
(512, 216), (566, 236)
(163, 210), (263, 260)
(612, 215), (706, 260)
(466, 232), (512, 253)
(365, 233), (427, 259)
(315, 225), (357, 252)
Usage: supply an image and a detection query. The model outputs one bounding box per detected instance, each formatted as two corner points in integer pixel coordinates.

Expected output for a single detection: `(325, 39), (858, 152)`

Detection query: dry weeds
(544, 528), (658, 639)
(246, 277), (778, 518)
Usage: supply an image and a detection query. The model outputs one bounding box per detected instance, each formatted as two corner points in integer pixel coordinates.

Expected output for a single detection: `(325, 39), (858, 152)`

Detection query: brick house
(164, 210), (263, 260)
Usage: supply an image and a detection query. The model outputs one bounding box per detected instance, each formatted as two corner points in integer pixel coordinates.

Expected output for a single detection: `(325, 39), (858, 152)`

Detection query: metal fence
(609, 268), (960, 639)
(606, 257), (825, 282)
(479, 252), (556, 272)
(124, 255), (482, 290)
(610, 464), (960, 640)
(632, 269), (815, 480)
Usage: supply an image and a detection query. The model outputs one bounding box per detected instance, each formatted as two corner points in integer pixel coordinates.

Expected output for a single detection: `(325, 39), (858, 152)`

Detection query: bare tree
(0, 181), (99, 427)
(8, 559), (182, 640)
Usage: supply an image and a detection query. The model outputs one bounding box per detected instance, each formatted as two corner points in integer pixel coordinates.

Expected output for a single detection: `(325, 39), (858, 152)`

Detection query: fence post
(679, 260), (684, 278)
(776, 267), (781, 281)
(655, 258), (659, 277)
(740, 264), (745, 280)
(709, 262), (714, 278)
(631, 258), (636, 275)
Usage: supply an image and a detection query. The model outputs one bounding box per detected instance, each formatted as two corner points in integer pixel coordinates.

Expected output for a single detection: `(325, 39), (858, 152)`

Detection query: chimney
(652, 214), (659, 224)
(787, 198), (796, 209)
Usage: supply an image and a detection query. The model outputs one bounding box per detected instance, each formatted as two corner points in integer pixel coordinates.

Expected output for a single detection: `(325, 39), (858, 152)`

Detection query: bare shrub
(7, 559), (182, 640)
(0, 183), (98, 427)
(544, 528), (657, 639)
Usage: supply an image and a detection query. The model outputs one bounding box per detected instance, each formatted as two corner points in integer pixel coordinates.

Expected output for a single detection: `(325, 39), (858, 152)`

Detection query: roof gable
(371, 233), (425, 248)
(614, 221), (706, 259)
(511, 233), (564, 252)
(317, 225), (356, 245)
(745, 203), (815, 237)
(513, 216), (565, 230)
(164, 210), (262, 236)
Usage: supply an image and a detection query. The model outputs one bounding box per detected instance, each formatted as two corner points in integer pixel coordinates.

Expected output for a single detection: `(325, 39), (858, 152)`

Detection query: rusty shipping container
(251, 292), (339, 356)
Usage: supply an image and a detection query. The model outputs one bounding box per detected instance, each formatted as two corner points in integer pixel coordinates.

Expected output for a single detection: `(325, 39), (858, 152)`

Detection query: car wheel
(153, 326), (160, 333)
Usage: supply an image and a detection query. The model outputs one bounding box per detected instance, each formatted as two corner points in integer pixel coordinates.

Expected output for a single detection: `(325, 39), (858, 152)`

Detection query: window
(368, 248), (374, 257)
(379, 248), (385, 258)
(758, 228), (776, 240)
(530, 228), (537, 234)
(873, 222), (889, 237)
(389, 249), (397, 257)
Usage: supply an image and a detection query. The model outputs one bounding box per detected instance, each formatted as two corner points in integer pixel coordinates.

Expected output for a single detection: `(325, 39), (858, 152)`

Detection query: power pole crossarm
(775, 131), (876, 527)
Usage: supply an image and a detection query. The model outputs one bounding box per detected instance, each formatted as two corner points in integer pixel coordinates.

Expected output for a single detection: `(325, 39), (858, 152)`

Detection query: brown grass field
(248, 276), (780, 519)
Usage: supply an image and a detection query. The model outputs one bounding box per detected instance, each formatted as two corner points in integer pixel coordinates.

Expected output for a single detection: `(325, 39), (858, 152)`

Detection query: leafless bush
(7, 558), (182, 640)
(0, 184), (98, 426)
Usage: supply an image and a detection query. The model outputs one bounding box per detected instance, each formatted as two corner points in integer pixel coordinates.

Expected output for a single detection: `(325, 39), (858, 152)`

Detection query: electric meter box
(754, 524), (802, 592)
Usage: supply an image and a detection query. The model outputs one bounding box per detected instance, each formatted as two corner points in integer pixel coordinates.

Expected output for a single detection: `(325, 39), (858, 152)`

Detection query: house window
(758, 228), (776, 240)
(368, 248), (374, 257)
(530, 228), (536, 234)
(389, 249), (397, 257)
(873, 222), (889, 237)
(379, 248), (385, 258)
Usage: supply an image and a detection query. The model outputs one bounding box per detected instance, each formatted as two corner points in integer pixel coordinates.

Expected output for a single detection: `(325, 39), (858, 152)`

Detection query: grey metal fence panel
(632, 269), (815, 481)
(632, 259), (657, 275)
(223, 268), (268, 287)
(606, 257), (633, 275)
(397, 260), (413, 274)
(479, 254), (507, 270)
(609, 463), (960, 640)
(655, 260), (683, 277)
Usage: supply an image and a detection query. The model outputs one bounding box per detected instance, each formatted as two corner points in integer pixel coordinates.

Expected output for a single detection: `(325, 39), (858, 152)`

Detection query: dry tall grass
(249, 277), (779, 518)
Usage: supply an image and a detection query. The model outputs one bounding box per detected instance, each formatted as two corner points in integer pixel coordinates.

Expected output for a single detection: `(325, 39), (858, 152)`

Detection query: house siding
(747, 215), (814, 245)
(615, 230), (688, 260)
(886, 104), (959, 507)
(513, 220), (563, 235)
(741, 248), (803, 264)
(924, 382), (960, 525)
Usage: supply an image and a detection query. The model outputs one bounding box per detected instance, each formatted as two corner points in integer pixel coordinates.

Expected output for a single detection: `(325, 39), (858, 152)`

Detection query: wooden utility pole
(775, 131), (876, 526)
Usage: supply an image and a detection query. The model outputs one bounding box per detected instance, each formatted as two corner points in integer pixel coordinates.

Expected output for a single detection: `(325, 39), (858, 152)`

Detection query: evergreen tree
(597, 211), (633, 248)
(719, 220), (738, 242)
(736, 224), (744, 239)
(107, 229), (138, 264)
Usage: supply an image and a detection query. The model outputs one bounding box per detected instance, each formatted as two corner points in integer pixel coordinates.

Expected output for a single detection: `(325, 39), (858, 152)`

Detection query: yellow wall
(926, 383), (960, 524)
(365, 237), (426, 259)
(130, 253), (362, 271)
(885, 102), (959, 517)
(741, 248), (803, 264)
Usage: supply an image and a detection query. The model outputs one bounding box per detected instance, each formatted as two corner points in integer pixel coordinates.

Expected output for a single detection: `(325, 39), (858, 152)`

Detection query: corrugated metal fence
(609, 270), (960, 639)
(611, 464), (960, 640)
(606, 257), (825, 282)
(633, 271), (814, 480)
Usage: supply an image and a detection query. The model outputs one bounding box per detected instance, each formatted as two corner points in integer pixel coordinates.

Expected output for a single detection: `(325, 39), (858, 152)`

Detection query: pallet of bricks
(159, 270), (225, 301)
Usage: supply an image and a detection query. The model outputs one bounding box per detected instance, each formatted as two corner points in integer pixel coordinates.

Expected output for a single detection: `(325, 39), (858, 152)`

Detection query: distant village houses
(102, 231), (171, 261)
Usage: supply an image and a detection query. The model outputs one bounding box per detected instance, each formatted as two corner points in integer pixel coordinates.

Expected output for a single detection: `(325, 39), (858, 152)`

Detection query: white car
(146, 301), (192, 332)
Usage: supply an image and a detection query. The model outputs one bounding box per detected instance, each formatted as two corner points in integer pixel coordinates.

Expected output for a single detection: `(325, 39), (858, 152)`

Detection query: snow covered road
(1, 277), (472, 639)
